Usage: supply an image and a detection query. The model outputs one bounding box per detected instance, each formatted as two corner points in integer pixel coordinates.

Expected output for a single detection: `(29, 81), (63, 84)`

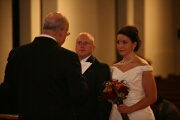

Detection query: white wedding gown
(109, 65), (155, 120)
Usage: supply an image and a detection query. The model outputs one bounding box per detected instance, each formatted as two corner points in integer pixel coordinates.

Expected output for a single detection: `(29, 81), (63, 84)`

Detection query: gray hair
(43, 12), (69, 31)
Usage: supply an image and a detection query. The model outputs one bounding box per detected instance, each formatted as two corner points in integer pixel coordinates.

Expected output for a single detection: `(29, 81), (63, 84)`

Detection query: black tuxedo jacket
(158, 100), (180, 120)
(75, 55), (112, 120)
(0, 37), (89, 120)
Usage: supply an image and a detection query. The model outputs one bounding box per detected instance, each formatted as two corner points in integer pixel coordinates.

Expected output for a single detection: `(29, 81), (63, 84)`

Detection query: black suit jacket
(75, 55), (112, 120)
(0, 37), (89, 120)
(156, 100), (180, 120)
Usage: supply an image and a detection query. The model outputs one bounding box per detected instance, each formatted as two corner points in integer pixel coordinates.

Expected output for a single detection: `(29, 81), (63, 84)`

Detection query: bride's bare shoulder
(136, 56), (150, 66)
(113, 63), (118, 66)
(112, 62), (121, 67)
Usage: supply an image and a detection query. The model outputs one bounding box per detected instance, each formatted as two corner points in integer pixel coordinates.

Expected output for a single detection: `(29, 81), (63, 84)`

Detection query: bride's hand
(117, 104), (132, 114)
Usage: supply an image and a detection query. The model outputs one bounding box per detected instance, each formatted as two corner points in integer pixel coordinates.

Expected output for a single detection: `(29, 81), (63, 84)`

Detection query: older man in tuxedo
(0, 12), (89, 120)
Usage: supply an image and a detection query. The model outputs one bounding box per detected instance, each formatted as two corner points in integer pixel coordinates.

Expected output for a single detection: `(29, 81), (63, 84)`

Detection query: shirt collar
(80, 55), (91, 62)
(39, 34), (57, 42)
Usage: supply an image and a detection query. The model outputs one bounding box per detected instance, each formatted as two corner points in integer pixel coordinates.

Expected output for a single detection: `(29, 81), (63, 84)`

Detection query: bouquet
(101, 80), (129, 120)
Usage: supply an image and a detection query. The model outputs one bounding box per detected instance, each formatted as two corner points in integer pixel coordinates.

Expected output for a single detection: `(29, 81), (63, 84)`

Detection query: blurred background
(0, 0), (180, 83)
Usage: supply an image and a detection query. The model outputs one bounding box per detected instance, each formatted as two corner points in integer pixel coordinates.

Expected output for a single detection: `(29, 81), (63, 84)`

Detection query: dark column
(12, 0), (20, 48)
(115, 0), (127, 62)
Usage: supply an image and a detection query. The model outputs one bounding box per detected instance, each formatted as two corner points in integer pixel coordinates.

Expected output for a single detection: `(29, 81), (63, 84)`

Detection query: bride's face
(116, 34), (136, 56)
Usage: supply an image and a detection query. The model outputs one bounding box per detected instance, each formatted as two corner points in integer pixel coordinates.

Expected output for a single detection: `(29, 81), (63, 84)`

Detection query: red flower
(109, 88), (117, 99)
(116, 83), (123, 91)
(99, 80), (130, 120)
(101, 80), (129, 104)
(118, 86), (129, 96)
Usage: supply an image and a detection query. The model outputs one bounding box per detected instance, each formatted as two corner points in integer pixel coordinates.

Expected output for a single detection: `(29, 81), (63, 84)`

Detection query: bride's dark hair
(117, 25), (141, 52)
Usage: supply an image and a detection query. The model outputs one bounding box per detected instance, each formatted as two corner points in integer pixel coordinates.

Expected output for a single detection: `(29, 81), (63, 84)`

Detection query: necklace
(119, 56), (136, 66)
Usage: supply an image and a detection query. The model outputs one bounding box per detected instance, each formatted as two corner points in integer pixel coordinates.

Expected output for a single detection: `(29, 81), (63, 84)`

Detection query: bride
(109, 25), (157, 120)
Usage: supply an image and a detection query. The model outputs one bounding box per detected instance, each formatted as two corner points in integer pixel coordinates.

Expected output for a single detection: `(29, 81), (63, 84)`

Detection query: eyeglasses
(76, 41), (93, 46)
(61, 28), (70, 36)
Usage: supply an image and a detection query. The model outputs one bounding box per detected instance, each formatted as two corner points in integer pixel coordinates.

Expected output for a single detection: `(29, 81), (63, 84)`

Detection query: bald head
(42, 12), (70, 46)
(43, 12), (69, 32)
(77, 32), (95, 45)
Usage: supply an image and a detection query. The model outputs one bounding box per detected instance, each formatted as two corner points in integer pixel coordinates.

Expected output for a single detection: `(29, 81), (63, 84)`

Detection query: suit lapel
(86, 55), (95, 63)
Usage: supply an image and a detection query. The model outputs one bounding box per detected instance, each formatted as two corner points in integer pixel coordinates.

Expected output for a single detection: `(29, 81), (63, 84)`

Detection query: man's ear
(59, 29), (63, 37)
(92, 46), (96, 51)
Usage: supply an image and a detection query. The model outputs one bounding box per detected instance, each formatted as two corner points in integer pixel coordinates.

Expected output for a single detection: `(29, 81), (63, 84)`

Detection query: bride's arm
(118, 71), (157, 114)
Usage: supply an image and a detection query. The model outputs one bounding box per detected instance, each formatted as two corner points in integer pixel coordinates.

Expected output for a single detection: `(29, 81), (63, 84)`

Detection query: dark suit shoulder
(163, 100), (180, 112)
(59, 47), (76, 55)
(57, 47), (79, 61)
(93, 57), (109, 68)
(160, 99), (180, 120)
